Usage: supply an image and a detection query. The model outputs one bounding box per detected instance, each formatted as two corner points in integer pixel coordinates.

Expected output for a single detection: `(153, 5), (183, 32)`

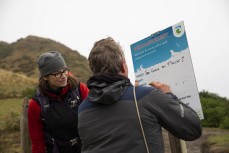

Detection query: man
(78, 37), (202, 153)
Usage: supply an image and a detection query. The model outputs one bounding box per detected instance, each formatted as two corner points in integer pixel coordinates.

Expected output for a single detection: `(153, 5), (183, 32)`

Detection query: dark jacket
(78, 74), (202, 153)
(28, 83), (89, 153)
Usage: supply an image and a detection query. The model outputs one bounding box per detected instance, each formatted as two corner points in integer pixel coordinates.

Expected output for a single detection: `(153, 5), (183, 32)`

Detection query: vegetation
(0, 130), (21, 153)
(0, 42), (13, 59)
(207, 134), (229, 145)
(0, 98), (22, 153)
(200, 91), (229, 129)
(0, 69), (37, 99)
(0, 98), (23, 129)
(202, 130), (229, 153)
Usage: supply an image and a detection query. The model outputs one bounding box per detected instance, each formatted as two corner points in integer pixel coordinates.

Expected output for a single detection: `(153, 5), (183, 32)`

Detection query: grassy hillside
(0, 35), (91, 83)
(0, 69), (37, 99)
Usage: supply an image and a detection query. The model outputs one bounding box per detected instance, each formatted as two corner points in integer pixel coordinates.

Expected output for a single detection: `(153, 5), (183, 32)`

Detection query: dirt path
(162, 128), (229, 153)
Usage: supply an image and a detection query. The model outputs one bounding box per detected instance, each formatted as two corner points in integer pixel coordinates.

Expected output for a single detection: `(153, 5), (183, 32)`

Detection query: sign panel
(130, 21), (203, 119)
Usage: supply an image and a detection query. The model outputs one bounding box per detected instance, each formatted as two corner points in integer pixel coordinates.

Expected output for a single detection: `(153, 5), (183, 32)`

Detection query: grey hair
(88, 37), (125, 75)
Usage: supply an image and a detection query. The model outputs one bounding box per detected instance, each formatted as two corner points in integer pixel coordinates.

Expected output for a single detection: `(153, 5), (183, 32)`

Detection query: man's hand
(135, 80), (139, 86)
(149, 81), (171, 93)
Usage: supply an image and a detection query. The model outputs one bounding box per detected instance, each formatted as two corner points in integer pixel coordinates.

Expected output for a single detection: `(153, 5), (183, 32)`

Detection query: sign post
(20, 97), (32, 153)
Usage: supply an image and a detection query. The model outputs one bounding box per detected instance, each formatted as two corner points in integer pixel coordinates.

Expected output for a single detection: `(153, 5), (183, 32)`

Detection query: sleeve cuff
(166, 92), (178, 100)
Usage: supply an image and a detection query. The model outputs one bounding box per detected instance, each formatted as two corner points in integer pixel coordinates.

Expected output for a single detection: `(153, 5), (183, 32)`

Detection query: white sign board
(130, 21), (204, 119)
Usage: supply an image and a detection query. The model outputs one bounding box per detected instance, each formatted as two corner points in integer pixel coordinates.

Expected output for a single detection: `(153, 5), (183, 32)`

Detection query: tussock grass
(0, 98), (23, 153)
(0, 69), (37, 98)
(0, 98), (23, 129)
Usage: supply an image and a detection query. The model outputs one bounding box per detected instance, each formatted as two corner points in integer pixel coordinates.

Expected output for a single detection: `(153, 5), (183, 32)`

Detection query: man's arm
(146, 82), (202, 141)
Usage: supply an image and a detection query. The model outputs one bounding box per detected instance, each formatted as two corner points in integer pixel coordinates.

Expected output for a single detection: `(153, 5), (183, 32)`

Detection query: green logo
(173, 23), (184, 37)
(176, 28), (182, 34)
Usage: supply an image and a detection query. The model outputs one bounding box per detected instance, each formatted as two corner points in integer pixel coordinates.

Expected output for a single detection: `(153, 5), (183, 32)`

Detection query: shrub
(220, 117), (229, 129)
(21, 87), (36, 98)
(4, 112), (20, 132)
(200, 91), (229, 129)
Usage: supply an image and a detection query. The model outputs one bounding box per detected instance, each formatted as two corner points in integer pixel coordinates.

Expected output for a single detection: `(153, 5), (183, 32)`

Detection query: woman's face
(44, 68), (69, 89)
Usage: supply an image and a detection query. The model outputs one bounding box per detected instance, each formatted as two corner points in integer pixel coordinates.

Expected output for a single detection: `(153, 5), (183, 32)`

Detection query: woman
(28, 51), (89, 153)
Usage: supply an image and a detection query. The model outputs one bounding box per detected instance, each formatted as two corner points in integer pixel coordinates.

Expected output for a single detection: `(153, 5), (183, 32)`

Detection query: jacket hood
(87, 74), (131, 104)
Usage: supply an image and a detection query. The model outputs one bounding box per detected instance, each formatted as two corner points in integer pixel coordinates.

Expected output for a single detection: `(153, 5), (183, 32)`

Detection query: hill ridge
(0, 35), (91, 83)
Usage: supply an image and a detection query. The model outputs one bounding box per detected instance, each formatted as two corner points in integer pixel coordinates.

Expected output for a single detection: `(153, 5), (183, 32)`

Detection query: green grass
(0, 98), (23, 153)
(204, 134), (229, 152)
(207, 135), (229, 145)
(0, 98), (23, 129)
(0, 131), (21, 153)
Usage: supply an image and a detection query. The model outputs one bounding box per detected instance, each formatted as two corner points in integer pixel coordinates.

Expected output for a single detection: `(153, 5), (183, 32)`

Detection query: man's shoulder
(135, 86), (157, 98)
(78, 97), (94, 113)
(120, 86), (156, 101)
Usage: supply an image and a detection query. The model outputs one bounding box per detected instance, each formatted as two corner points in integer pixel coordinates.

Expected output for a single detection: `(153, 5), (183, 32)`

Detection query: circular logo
(172, 22), (185, 37)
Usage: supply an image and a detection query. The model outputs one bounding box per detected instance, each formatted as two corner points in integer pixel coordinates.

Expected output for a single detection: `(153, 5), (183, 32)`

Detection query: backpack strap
(70, 83), (82, 106)
(36, 89), (49, 123)
(35, 85), (81, 123)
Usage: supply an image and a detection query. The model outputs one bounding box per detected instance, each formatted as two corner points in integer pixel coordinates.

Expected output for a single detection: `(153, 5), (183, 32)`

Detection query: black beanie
(37, 51), (67, 77)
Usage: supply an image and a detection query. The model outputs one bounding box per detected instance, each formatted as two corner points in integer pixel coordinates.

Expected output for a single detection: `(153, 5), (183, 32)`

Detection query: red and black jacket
(28, 82), (89, 153)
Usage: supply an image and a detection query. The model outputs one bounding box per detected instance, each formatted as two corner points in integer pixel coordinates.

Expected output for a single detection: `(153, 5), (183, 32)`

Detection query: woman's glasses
(49, 68), (69, 78)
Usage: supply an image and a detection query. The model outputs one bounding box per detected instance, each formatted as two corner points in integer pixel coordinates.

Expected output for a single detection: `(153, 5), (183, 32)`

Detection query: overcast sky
(1, 0), (229, 98)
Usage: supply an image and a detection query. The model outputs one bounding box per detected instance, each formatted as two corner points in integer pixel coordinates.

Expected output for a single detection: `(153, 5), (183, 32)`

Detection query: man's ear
(120, 59), (128, 77)
(121, 62), (125, 73)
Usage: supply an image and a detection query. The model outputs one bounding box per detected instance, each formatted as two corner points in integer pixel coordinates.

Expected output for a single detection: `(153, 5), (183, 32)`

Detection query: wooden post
(20, 97), (32, 153)
(180, 139), (187, 153)
(168, 132), (186, 153)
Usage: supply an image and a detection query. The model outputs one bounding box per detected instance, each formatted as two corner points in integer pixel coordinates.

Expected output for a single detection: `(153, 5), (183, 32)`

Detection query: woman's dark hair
(38, 74), (79, 95)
